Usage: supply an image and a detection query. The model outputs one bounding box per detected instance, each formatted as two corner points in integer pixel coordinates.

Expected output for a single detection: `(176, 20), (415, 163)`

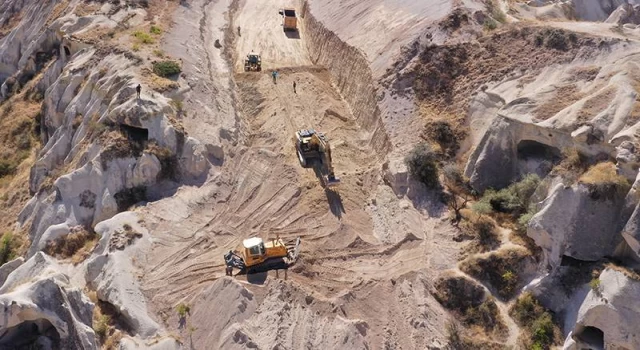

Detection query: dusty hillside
(1, 0), (640, 349)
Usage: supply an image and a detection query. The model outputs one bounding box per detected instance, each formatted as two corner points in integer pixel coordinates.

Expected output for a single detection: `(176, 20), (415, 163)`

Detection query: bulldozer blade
(290, 237), (301, 262)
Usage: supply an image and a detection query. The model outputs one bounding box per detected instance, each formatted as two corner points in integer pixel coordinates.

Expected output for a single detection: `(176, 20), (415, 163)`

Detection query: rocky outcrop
(465, 116), (614, 191)
(605, 3), (640, 24)
(562, 268), (640, 350)
(85, 212), (160, 338)
(528, 182), (625, 268)
(0, 253), (97, 349)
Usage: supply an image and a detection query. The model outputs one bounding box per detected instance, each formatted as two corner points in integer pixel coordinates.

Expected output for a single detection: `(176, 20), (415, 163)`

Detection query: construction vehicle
(224, 236), (301, 275)
(294, 129), (341, 187)
(244, 52), (261, 71)
(281, 8), (298, 31)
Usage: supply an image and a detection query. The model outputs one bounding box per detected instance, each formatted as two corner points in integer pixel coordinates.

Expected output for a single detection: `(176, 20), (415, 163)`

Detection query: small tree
(405, 143), (439, 188)
(443, 163), (469, 224)
(471, 201), (492, 222)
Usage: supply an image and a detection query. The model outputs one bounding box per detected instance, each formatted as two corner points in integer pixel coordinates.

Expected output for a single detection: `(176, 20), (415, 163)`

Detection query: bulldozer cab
(243, 237), (267, 266)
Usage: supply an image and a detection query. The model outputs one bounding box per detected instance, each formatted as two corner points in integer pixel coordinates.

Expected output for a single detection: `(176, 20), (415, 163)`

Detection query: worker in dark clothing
(272, 70), (278, 84)
(136, 84), (141, 99)
(293, 81), (297, 94)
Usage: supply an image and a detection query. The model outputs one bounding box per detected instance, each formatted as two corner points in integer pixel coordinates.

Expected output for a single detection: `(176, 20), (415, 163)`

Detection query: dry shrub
(461, 215), (500, 253)
(93, 299), (125, 349)
(459, 247), (533, 300)
(510, 293), (562, 349)
(423, 120), (467, 159)
(550, 148), (590, 184)
(434, 276), (506, 336)
(579, 162), (630, 199)
(44, 226), (98, 263)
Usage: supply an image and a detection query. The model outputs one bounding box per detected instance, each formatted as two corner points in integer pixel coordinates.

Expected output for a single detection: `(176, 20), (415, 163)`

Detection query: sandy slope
(234, 0), (311, 71)
(136, 0), (463, 348)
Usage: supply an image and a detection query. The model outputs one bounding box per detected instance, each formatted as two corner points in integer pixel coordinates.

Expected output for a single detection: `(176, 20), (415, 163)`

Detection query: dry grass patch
(576, 86), (617, 124)
(579, 162), (630, 199)
(459, 247), (534, 300)
(434, 275), (506, 340)
(44, 226), (99, 264)
(460, 215), (500, 253)
(92, 298), (125, 349)
(533, 84), (584, 121)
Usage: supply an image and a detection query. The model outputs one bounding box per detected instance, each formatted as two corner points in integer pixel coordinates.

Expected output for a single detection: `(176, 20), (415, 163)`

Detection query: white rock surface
(85, 212), (160, 339)
(0, 253), (97, 349)
(562, 268), (640, 349)
(528, 182), (625, 267)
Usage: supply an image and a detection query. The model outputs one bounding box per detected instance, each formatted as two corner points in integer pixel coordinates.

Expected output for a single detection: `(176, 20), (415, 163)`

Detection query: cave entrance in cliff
(575, 326), (605, 350)
(0, 319), (61, 348)
(63, 46), (71, 57)
(517, 140), (562, 178)
(119, 124), (149, 157)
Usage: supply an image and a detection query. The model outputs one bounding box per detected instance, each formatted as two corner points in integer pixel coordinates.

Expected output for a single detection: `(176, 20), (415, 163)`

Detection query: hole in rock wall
(0, 318), (61, 349)
(575, 325), (605, 350)
(517, 140), (562, 178)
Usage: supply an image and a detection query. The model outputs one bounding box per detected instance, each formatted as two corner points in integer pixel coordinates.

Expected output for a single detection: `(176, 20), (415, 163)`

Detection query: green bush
(479, 174), (540, 215)
(405, 143), (439, 188)
(531, 312), (555, 347)
(152, 61), (182, 78)
(510, 293), (560, 349)
(149, 25), (162, 35)
(0, 160), (18, 178)
(484, 18), (498, 31)
(0, 233), (16, 265)
(132, 30), (154, 44)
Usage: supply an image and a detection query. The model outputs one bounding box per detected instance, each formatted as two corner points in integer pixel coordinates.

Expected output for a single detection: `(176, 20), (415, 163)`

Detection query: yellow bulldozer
(224, 236), (301, 275)
(294, 129), (340, 187)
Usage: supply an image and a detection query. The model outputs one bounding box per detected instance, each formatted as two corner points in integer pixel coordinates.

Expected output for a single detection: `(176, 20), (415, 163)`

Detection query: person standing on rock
(293, 80), (297, 94)
(272, 70), (278, 84)
(136, 84), (141, 100)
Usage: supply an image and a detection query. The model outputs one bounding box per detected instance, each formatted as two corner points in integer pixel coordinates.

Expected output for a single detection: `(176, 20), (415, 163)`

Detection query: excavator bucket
(325, 176), (341, 187)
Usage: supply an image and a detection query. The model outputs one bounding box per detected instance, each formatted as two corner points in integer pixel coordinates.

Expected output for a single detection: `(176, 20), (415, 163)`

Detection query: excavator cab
(294, 129), (341, 187)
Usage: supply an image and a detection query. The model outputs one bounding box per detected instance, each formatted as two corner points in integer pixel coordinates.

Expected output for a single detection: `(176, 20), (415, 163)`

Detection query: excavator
(224, 236), (301, 275)
(294, 129), (341, 187)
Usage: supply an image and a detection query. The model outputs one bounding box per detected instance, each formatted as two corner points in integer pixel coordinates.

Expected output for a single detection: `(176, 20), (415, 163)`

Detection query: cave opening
(575, 326), (605, 350)
(119, 124), (149, 158)
(0, 318), (61, 349)
(517, 140), (562, 178)
(63, 46), (70, 57)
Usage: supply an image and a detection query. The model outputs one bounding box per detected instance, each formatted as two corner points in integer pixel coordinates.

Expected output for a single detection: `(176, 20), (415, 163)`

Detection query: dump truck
(224, 236), (301, 275)
(282, 8), (297, 31)
(244, 52), (261, 71)
(294, 129), (340, 187)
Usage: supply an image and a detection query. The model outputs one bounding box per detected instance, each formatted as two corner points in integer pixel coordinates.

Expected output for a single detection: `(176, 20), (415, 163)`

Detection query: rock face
(605, 3), (640, 24)
(465, 116), (613, 191)
(85, 212), (160, 338)
(16, 48), (210, 257)
(620, 190), (640, 258)
(528, 182), (625, 268)
(0, 253), (97, 349)
(563, 268), (640, 350)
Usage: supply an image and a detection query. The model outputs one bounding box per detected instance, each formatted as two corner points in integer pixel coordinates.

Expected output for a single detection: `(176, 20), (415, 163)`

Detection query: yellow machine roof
(243, 237), (263, 248)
